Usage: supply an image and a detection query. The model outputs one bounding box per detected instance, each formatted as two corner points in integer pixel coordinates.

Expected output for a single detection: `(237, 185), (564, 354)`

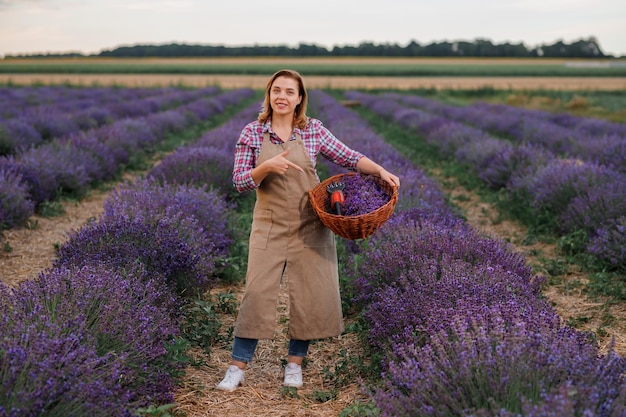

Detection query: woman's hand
(265, 148), (304, 175)
(356, 157), (400, 188)
(251, 148), (303, 185)
(379, 169), (400, 188)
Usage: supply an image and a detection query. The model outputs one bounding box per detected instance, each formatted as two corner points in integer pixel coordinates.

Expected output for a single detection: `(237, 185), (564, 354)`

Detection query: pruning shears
(327, 181), (345, 215)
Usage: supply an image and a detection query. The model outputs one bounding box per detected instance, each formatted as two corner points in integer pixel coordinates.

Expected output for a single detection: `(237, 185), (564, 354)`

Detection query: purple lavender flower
(0, 168), (34, 229)
(54, 215), (211, 296)
(481, 143), (555, 190)
(0, 119), (43, 155)
(587, 216), (626, 270)
(0, 275), (133, 416)
(148, 145), (236, 197)
(375, 305), (625, 417)
(515, 159), (622, 228)
(23, 107), (80, 141)
(103, 177), (233, 262)
(17, 140), (92, 199)
(332, 174), (391, 216)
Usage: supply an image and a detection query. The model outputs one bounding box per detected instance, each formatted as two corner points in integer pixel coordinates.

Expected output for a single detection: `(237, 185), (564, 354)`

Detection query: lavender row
(388, 93), (626, 174)
(0, 101), (262, 415)
(147, 99), (262, 198)
(0, 88), (254, 231)
(309, 90), (449, 215)
(308, 91), (626, 416)
(0, 85), (160, 118)
(0, 86), (220, 155)
(467, 100), (626, 140)
(346, 91), (626, 271)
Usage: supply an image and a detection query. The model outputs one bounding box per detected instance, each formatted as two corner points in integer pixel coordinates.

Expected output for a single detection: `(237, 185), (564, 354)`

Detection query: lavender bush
(479, 143), (555, 190)
(103, 177), (233, 269)
(54, 215), (209, 296)
(60, 134), (119, 183)
(18, 141), (92, 199)
(509, 159), (626, 246)
(0, 263), (182, 416)
(560, 176), (626, 234)
(375, 306), (625, 417)
(0, 119), (42, 155)
(23, 107), (81, 141)
(0, 168), (34, 229)
(350, 211), (541, 350)
(588, 216), (626, 270)
(148, 145), (235, 197)
(0, 151), (62, 206)
(96, 118), (158, 168)
(0, 276), (129, 416)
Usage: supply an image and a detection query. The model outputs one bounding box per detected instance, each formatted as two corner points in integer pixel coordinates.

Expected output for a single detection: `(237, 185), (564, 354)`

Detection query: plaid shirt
(232, 118), (364, 192)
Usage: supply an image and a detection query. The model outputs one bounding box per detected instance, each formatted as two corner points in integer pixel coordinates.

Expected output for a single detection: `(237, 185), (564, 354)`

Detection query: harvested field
(2, 73), (626, 90)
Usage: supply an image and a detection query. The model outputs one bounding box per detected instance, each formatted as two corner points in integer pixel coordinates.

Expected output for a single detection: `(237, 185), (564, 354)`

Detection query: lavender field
(0, 85), (625, 416)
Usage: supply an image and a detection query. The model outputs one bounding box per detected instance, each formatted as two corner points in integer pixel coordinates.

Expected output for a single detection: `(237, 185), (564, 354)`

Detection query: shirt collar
(262, 118), (303, 137)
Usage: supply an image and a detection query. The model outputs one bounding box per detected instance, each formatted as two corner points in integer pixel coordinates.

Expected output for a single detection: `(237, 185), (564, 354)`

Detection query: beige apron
(233, 132), (344, 340)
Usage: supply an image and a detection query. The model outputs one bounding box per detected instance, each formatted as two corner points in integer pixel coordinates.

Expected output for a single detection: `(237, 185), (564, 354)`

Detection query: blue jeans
(232, 336), (310, 363)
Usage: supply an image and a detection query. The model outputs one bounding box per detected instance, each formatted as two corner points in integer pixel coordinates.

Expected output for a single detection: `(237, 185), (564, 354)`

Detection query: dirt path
(0, 189), (109, 287)
(175, 281), (368, 417)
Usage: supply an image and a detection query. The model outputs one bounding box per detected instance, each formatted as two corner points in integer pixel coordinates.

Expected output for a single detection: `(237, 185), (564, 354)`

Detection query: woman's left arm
(314, 120), (400, 187)
(357, 156), (400, 188)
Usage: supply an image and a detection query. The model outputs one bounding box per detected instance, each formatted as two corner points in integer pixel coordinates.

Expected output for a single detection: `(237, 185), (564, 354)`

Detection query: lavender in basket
(331, 174), (391, 216)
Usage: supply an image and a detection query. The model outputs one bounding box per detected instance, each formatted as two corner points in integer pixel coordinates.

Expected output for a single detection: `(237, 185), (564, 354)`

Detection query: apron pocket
(250, 209), (273, 249)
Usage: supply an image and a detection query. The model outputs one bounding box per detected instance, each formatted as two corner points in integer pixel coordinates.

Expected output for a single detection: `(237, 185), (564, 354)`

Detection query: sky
(0, 0), (625, 58)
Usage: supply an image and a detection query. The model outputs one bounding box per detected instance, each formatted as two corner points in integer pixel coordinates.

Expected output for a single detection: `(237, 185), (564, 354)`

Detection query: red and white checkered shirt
(232, 118), (364, 193)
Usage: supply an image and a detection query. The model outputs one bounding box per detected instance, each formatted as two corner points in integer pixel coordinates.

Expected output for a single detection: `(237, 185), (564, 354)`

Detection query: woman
(217, 69), (400, 391)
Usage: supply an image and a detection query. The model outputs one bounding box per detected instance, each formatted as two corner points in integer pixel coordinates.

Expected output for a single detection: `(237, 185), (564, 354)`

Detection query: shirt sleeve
(315, 120), (364, 169)
(232, 124), (260, 193)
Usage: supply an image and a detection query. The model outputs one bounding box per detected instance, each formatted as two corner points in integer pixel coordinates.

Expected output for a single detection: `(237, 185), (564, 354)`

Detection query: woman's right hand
(264, 148), (304, 175)
(251, 148), (304, 185)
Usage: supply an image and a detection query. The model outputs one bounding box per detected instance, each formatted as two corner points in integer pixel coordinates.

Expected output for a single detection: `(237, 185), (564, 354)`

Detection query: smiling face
(269, 75), (302, 118)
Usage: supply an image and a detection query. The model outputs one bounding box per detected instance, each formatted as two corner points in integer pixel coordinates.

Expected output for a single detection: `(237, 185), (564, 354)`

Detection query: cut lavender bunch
(330, 174), (391, 217)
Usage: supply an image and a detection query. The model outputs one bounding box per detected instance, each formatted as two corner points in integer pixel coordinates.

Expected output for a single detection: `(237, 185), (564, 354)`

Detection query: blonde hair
(258, 69), (308, 129)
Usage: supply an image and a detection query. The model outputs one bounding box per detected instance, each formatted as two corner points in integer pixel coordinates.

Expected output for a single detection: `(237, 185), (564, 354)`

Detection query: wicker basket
(308, 173), (398, 240)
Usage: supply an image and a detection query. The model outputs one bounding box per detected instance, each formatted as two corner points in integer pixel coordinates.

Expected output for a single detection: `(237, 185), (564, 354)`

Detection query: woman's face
(269, 76), (301, 118)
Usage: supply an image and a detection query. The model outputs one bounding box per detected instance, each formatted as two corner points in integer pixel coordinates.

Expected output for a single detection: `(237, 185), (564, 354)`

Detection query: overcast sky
(1, 0), (625, 57)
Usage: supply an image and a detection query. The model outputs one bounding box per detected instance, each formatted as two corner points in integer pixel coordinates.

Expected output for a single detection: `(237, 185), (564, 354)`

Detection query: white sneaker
(283, 362), (303, 388)
(216, 365), (245, 392)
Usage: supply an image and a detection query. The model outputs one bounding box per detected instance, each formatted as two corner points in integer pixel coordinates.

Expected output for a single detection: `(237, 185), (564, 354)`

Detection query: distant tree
(405, 40), (423, 56)
(8, 37), (609, 59)
(530, 37), (605, 58)
(421, 41), (455, 56)
(296, 43), (329, 56)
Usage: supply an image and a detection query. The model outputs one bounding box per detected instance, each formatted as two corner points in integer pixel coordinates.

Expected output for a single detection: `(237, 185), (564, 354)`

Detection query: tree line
(6, 37), (614, 59)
